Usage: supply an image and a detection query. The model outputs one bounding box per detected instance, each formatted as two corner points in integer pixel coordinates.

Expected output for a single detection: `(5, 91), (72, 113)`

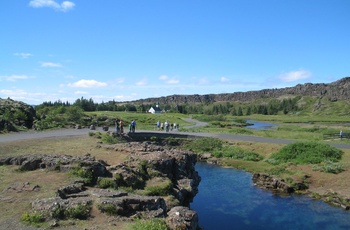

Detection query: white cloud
(0, 75), (30, 82)
(159, 75), (180, 84)
(220, 77), (230, 82)
(136, 79), (147, 86)
(198, 78), (210, 85)
(29, 0), (75, 12)
(278, 70), (312, 82)
(159, 75), (168, 81)
(0, 89), (45, 102)
(68, 79), (107, 88)
(41, 62), (62, 67)
(61, 1), (75, 11)
(74, 91), (88, 95)
(14, 53), (33, 59)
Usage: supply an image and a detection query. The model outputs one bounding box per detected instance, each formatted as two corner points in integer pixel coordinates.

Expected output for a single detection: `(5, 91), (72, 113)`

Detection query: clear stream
(191, 163), (350, 230)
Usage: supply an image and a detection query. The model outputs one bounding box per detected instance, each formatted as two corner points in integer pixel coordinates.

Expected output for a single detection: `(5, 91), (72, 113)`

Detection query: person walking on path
(119, 120), (124, 134)
(131, 120), (136, 133)
(165, 120), (169, 132)
(115, 118), (119, 134)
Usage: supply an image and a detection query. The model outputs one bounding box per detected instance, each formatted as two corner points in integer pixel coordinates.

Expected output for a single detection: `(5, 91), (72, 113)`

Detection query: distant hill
(123, 77), (350, 105)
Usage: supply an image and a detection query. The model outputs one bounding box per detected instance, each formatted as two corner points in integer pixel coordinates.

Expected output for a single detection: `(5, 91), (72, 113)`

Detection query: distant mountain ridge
(126, 77), (350, 105)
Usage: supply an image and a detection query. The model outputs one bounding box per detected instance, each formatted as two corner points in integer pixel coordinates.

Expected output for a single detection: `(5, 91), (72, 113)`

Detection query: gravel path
(1, 119), (350, 149)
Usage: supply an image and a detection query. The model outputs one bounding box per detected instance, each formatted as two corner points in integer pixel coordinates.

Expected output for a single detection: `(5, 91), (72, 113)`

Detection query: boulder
(166, 206), (198, 230)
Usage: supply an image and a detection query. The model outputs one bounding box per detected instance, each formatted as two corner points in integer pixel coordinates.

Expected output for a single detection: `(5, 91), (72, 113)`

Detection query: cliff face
(131, 77), (350, 104)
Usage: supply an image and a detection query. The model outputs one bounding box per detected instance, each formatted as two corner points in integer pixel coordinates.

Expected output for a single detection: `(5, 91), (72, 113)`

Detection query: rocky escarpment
(125, 76), (350, 104)
(0, 98), (36, 132)
(0, 141), (200, 229)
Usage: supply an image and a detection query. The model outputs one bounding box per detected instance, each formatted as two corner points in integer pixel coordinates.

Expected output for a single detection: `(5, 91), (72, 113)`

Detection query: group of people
(156, 120), (178, 132)
(115, 118), (136, 134)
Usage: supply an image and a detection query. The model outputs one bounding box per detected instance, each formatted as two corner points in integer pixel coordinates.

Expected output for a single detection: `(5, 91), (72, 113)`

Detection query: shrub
(97, 177), (117, 189)
(212, 146), (263, 161)
(268, 141), (343, 165)
(312, 160), (345, 174)
(101, 133), (118, 144)
(69, 166), (94, 185)
(97, 203), (118, 215)
(130, 218), (169, 230)
(21, 212), (45, 226)
(64, 203), (91, 219)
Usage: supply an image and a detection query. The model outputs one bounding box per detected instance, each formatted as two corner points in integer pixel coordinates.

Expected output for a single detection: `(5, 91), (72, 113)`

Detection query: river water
(191, 162), (350, 230)
(245, 120), (278, 130)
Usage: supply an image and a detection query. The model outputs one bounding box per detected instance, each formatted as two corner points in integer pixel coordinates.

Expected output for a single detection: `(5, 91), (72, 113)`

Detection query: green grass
(144, 178), (173, 196)
(183, 137), (263, 161)
(183, 137), (223, 153)
(129, 218), (169, 230)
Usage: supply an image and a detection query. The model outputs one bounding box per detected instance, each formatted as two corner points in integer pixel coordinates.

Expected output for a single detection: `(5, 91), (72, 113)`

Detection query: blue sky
(1, 0), (349, 105)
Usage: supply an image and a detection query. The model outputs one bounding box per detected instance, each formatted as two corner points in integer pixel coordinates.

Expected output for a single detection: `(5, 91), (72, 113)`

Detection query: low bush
(184, 137), (223, 153)
(69, 166), (94, 185)
(97, 203), (118, 215)
(21, 211), (45, 226)
(64, 203), (92, 219)
(268, 141), (343, 165)
(101, 133), (118, 144)
(312, 160), (345, 174)
(97, 177), (117, 189)
(212, 146), (263, 161)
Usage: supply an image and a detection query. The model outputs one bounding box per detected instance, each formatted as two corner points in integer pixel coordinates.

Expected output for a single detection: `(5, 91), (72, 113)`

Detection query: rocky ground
(0, 137), (201, 230)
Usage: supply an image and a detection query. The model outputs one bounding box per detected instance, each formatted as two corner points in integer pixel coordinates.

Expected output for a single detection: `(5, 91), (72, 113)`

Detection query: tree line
(37, 96), (301, 116)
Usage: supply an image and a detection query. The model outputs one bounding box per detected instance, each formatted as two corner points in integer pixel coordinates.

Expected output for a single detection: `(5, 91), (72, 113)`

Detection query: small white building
(149, 104), (162, 114)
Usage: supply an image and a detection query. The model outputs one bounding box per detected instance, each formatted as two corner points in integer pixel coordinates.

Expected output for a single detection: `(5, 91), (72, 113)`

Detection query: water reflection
(191, 162), (350, 230)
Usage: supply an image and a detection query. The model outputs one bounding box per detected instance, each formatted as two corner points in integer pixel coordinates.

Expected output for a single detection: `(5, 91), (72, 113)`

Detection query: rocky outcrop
(253, 173), (303, 193)
(107, 141), (201, 206)
(0, 141), (200, 229)
(0, 98), (36, 131)
(124, 76), (350, 104)
(0, 154), (109, 181)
